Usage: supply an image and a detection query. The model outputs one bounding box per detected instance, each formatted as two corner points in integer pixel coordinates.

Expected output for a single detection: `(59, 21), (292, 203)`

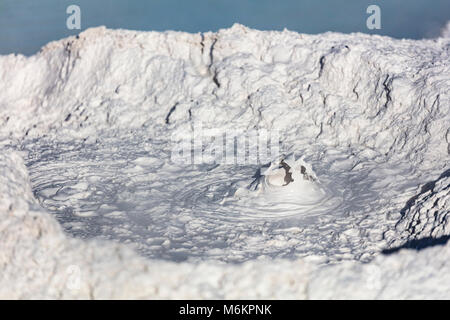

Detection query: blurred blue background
(0, 0), (449, 55)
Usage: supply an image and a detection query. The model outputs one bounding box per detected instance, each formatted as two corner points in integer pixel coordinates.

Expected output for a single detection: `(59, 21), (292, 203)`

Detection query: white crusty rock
(0, 25), (449, 298)
(391, 169), (449, 247)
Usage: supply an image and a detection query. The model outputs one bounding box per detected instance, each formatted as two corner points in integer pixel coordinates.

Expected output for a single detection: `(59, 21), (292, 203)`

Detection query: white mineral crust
(0, 24), (449, 298)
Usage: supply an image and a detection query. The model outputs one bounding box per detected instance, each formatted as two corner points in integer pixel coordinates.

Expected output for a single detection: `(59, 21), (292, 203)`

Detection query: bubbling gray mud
(23, 128), (416, 263)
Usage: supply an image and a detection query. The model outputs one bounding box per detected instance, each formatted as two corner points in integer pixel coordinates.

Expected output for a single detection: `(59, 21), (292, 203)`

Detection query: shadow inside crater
(382, 235), (450, 255)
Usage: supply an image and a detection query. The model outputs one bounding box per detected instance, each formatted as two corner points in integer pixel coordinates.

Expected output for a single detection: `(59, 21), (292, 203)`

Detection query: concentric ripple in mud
(23, 129), (416, 263)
